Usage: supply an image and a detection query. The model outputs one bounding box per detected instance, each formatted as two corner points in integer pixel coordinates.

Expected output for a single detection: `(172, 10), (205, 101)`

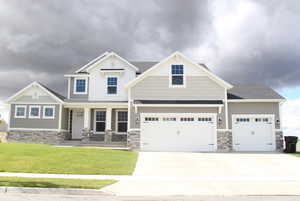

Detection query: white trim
(28, 105), (41, 119)
(231, 114), (276, 151)
(14, 105), (27, 119)
(67, 77), (71, 99)
(115, 109), (128, 134)
(43, 106), (55, 119)
(9, 102), (59, 105)
(106, 75), (119, 96)
(217, 129), (231, 132)
(134, 104), (223, 108)
(169, 63), (186, 88)
(128, 88), (132, 130)
(6, 82), (64, 104)
(228, 99), (284, 103)
(224, 89), (229, 129)
(83, 107), (91, 129)
(58, 104), (62, 130)
(126, 51), (233, 89)
(75, 51), (109, 73)
(93, 109), (106, 134)
(73, 77), (88, 95)
(63, 102), (128, 108)
(278, 102), (283, 130)
(128, 128), (141, 132)
(64, 74), (90, 78)
(8, 104), (11, 130)
(100, 69), (124, 74)
(85, 52), (139, 73)
(9, 128), (68, 132)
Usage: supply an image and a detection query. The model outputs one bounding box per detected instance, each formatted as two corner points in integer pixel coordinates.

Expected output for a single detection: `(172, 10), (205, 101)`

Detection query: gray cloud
(0, 0), (299, 100)
(0, 0), (211, 99)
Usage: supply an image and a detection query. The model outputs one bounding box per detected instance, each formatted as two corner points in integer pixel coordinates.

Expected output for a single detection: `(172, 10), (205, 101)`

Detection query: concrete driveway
(102, 152), (300, 196)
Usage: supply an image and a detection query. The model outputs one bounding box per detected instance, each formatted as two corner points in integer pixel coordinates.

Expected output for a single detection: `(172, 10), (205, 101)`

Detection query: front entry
(72, 109), (84, 139)
(140, 113), (217, 152)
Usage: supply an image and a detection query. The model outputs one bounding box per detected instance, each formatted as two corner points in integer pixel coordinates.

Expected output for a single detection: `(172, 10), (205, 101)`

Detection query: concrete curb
(0, 186), (114, 195)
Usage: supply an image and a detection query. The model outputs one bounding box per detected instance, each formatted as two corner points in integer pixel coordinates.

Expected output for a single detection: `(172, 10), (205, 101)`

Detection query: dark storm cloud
(0, 0), (211, 99)
(0, 0), (299, 100)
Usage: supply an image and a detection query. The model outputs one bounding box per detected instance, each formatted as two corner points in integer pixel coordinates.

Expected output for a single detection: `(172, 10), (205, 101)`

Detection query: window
(29, 106), (41, 118)
(74, 78), (87, 94)
(180, 117), (194, 121)
(171, 64), (184, 86)
(163, 117), (176, 121)
(95, 111), (106, 133)
(117, 111), (128, 133)
(15, 105), (26, 118)
(43, 106), (55, 119)
(107, 77), (117, 94)
(198, 117), (212, 122)
(236, 118), (250, 122)
(145, 117), (159, 121)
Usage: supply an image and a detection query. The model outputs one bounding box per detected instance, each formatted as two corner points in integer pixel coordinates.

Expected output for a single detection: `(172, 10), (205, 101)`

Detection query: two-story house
(5, 51), (285, 152)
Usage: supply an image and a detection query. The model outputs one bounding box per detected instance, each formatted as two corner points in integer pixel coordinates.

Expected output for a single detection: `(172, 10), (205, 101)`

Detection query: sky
(0, 0), (299, 135)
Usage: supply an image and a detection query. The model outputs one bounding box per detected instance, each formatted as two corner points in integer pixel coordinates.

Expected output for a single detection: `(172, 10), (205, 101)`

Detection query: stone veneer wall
(127, 130), (140, 151)
(7, 130), (69, 145)
(217, 131), (232, 152)
(275, 131), (284, 151)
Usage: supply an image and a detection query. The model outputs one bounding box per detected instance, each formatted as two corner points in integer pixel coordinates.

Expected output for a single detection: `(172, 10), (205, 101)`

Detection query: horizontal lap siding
(10, 104), (60, 129)
(131, 76), (225, 100)
(228, 102), (280, 129)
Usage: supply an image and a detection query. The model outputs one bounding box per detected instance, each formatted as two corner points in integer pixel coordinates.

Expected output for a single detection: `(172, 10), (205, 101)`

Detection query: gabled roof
(6, 82), (65, 104)
(74, 52), (139, 74)
(228, 84), (285, 100)
(126, 51), (233, 89)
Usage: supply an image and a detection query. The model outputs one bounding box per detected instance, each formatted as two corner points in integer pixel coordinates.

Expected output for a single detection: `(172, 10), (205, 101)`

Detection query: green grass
(0, 177), (116, 189)
(0, 143), (138, 175)
(290, 153), (300, 157)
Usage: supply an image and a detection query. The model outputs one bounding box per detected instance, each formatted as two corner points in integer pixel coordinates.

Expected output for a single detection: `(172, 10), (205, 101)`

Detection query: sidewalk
(2, 172), (300, 182)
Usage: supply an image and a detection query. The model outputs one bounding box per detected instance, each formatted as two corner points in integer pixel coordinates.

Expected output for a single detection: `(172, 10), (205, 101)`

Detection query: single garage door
(232, 114), (276, 151)
(140, 113), (217, 152)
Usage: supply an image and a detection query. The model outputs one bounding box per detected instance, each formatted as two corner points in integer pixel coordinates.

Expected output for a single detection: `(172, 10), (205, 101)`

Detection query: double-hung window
(43, 106), (55, 119)
(117, 111), (128, 133)
(15, 105), (26, 118)
(107, 77), (117, 94)
(29, 106), (41, 119)
(171, 64), (184, 86)
(74, 78), (87, 94)
(95, 111), (106, 133)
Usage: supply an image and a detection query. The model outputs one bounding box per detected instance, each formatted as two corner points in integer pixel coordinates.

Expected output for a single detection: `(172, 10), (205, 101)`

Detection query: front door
(72, 109), (84, 139)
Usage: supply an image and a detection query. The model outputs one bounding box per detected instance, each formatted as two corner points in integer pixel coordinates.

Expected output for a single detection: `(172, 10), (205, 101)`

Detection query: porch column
(83, 107), (91, 129)
(105, 107), (112, 130)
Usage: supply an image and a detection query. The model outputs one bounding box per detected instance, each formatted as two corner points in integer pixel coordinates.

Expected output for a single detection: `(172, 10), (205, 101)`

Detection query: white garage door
(140, 113), (217, 152)
(232, 115), (275, 151)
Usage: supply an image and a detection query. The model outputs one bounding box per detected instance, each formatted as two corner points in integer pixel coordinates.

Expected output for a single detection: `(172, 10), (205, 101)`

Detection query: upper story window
(107, 77), (117, 94)
(15, 105), (26, 118)
(171, 64), (184, 86)
(29, 105), (41, 119)
(74, 78), (87, 94)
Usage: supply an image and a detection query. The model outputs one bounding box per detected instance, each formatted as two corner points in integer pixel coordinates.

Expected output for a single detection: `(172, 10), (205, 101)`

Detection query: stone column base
(276, 131), (284, 152)
(127, 129), (140, 151)
(217, 130), (233, 152)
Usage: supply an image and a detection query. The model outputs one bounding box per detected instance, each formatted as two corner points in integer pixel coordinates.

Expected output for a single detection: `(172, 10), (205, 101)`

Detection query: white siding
(88, 56), (136, 101)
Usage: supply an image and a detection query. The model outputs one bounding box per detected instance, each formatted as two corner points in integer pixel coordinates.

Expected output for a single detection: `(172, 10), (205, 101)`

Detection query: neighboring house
(5, 52), (285, 152)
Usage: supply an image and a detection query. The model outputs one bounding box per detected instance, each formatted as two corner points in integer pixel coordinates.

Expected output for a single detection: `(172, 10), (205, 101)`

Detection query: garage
(140, 113), (217, 152)
(232, 114), (276, 151)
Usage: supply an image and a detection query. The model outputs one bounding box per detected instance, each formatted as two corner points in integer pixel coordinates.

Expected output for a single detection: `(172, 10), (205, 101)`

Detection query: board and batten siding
(227, 102), (280, 129)
(131, 76), (225, 100)
(14, 95), (57, 103)
(10, 104), (60, 129)
(131, 106), (225, 129)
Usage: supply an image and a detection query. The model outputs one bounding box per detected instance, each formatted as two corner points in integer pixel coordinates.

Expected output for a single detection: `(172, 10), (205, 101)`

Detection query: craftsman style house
(6, 52), (285, 152)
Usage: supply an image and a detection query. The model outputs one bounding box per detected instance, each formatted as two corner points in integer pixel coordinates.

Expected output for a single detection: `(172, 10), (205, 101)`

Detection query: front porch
(64, 102), (129, 147)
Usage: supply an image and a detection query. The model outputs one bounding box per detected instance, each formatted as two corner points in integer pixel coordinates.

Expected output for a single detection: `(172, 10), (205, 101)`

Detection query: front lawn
(0, 143), (138, 175)
(0, 177), (116, 189)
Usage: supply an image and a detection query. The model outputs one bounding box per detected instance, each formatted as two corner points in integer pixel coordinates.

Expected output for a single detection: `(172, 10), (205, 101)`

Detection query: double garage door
(140, 113), (217, 152)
